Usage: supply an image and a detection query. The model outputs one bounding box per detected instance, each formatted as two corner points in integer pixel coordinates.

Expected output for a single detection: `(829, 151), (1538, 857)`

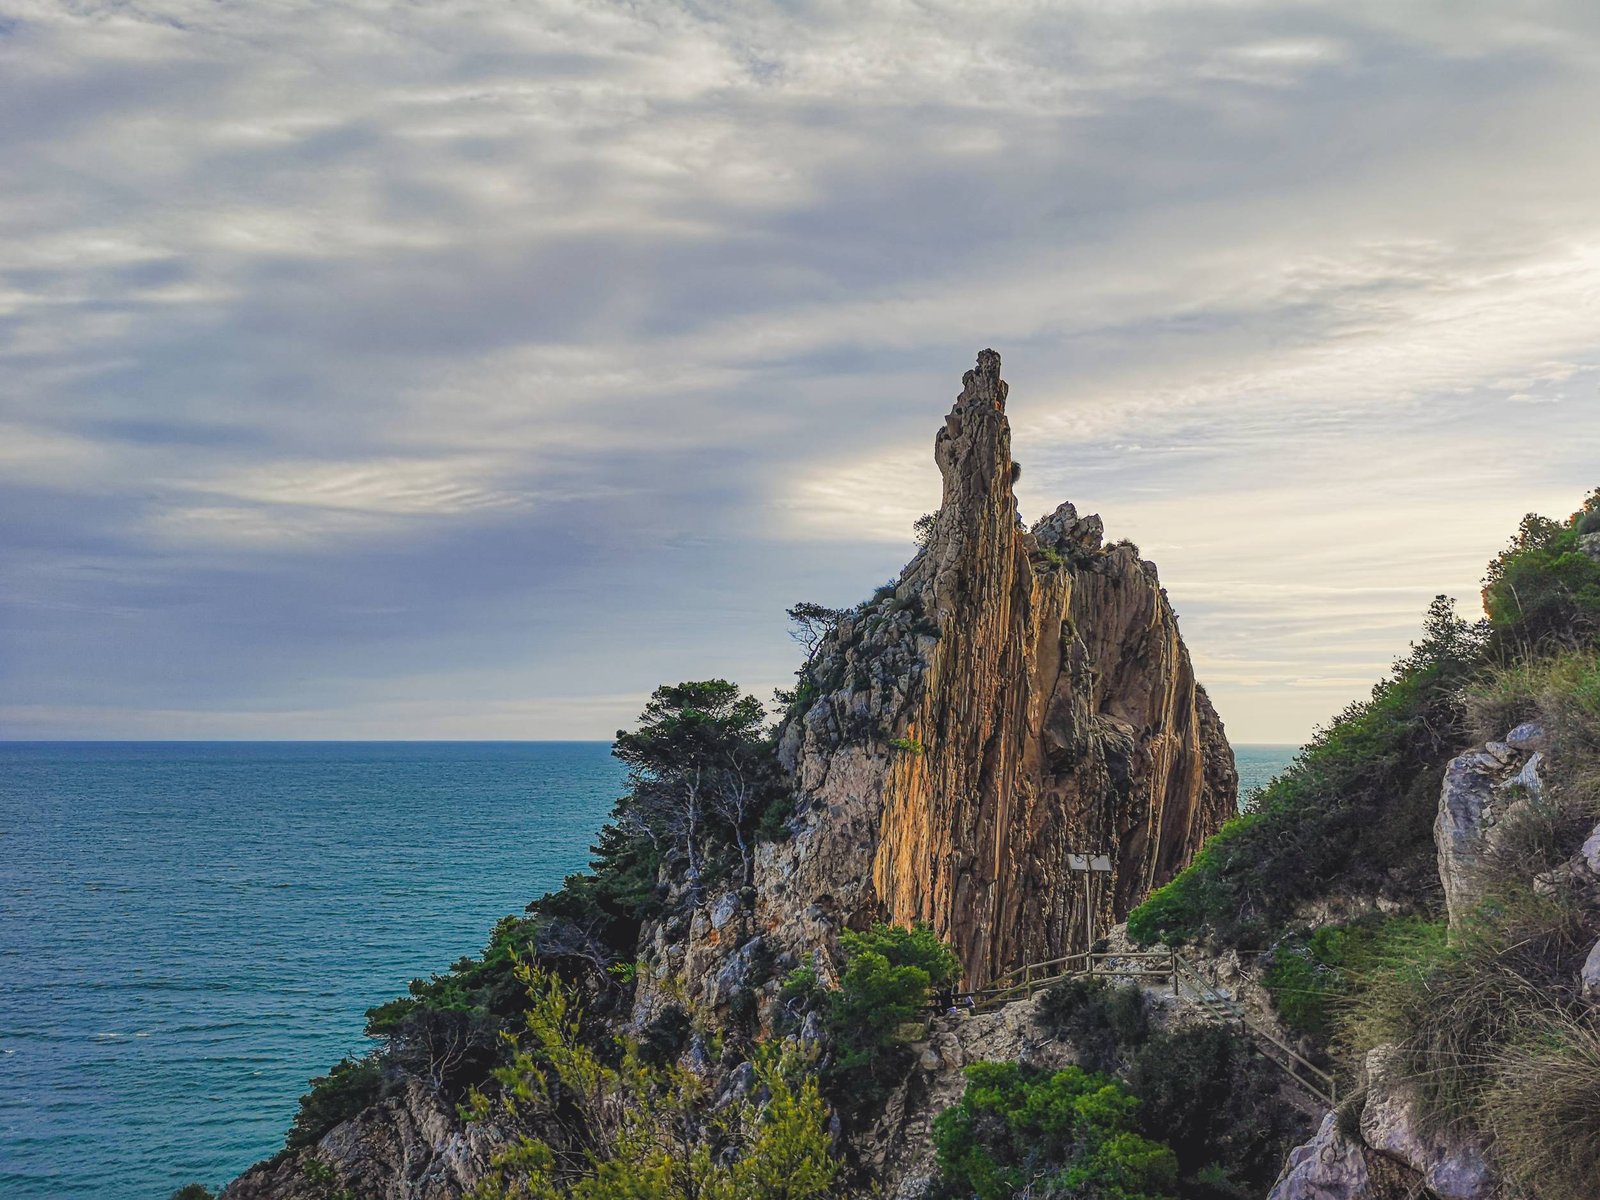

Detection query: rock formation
(220, 350), (1237, 1198)
(755, 349), (1236, 987)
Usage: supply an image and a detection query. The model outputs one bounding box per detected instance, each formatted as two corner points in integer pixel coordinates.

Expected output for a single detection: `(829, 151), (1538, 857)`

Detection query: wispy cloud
(4, 1), (1600, 742)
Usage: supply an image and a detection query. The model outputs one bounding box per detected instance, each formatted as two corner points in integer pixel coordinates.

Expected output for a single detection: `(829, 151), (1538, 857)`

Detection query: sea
(0, 740), (1297, 1199)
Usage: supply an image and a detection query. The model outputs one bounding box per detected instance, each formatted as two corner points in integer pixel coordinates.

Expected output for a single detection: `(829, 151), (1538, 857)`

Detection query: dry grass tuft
(1481, 1013), (1600, 1200)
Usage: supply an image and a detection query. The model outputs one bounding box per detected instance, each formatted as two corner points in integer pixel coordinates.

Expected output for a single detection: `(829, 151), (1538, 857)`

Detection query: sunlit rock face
(764, 350), (1237, 988)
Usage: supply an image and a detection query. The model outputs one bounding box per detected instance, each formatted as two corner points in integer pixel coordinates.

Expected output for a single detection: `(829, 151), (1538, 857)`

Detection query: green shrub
(1126, 1026), (1304, 1200)
(887, 736), (926, 755)
(1033, 981), (1304, 1199)
(931, 1061), (1178, 1200)
(286, 1057), (385, 1149)
(821, 923), (959, 1123)
(1128, 596), (1481, 949)
(1482, 492), (1600, 653)
(1035, 977), (1149, 1072)
(1262, 916), (1447, 1040)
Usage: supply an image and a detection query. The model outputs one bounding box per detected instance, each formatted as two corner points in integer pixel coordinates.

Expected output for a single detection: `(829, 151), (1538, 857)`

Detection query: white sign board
(1067, 854), (1089, 871)
(1089, 855), (1113, 872)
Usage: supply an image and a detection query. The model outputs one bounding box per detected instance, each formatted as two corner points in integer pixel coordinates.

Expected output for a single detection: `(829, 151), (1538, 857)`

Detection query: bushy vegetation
(1030, 979), (1303, 1198)
(1129, 596), (1481, 949)
(1124, 1025), (1303, 1200)
(931, 1061), (1178, 1200)
(776, 922), (960, 1126)
(1035, 977), (1148, 1073)
(286, 1056), (386, 1150)
(1261, 916), (1446, 1039)
(466, 962), (840, 1200)
(1482, 489), (1600, 653)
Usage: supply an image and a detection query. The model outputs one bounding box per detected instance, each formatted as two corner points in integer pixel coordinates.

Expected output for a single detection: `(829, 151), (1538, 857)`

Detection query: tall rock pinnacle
(760, 350), (1237, 987)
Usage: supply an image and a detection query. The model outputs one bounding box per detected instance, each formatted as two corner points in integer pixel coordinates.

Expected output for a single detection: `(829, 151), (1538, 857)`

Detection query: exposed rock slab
(1269, 1111), (1372, 1200)
(1358, 1047), (1494, 1199)
(1436, 733), (1546, 928)
(220, 1078), (501, 1200)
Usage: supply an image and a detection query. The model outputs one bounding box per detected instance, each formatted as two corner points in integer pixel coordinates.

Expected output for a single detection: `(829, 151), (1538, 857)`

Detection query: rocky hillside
(1128, 491), (1600, 1200)
(216, 350), (1236, 1200)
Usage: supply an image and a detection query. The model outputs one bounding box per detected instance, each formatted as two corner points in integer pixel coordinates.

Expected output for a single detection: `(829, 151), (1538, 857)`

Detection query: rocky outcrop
(220, 1078), (503, 1200)
(1267, 1048), (1495, 1200)
(221, 350), (1237, 1198)
(757, 350), (1235, 987)
(1357, 1047), (1494, 1199)
(1269, 1111), (1374, 1200)
(1436, 728), (1546, 928)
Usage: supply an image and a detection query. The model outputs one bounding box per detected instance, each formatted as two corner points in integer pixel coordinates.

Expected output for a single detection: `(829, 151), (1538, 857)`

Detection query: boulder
(1583, 937), (1600, 1001)
(1581, 820), (1600, 877)
(1435, 749), (1504, 927)
(1268, 1111), (1369, 1200)
(1504, 721), (1546, 752)
(1358, 1047), (1495, 1200)
(1502, 750), (1544, 802)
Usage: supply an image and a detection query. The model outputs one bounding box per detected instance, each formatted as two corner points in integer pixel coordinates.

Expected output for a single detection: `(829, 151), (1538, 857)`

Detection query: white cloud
(4, 0), (1600, 741)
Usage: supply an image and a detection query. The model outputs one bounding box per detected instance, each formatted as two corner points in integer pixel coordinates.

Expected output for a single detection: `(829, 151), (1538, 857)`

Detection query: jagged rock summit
(747, 349), (1238, 989)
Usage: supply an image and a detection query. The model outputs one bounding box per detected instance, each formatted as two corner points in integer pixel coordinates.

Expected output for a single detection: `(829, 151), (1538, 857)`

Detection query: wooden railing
(953, 950), (1338, 1108)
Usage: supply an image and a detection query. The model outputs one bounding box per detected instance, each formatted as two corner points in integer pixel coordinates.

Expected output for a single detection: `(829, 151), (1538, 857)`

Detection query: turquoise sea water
(0, 742), (627, 1200)
(0, 740), (1297, 1199)
(1235, 743), (1299, 807)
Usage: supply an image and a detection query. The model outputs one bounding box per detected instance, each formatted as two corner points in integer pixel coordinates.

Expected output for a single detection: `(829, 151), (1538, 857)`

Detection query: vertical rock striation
(763, 350), (1235, 987)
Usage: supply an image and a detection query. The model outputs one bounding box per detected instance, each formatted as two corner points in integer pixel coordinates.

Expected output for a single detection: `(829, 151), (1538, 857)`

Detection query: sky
(3, 1), (1599, 745)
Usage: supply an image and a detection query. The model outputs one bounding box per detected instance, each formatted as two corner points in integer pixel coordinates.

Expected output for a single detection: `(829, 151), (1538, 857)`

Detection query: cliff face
(758, 350), (1235, 987)
(220, 349), (1238, 1199)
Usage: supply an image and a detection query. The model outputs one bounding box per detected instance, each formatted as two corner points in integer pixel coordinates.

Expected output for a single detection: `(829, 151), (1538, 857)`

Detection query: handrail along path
(950, 950), (1338, 1108)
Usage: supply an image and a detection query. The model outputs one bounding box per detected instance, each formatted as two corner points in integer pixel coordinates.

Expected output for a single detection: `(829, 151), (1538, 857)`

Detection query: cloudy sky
(3, 1), (1598, 744)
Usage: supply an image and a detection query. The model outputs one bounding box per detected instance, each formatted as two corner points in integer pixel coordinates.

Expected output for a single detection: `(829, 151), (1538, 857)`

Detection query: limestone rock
(1436, 733), (1546, 928)
(1583, 937), (1600, 1000)
(1502, 750), (1544, 801)
(1581, 819), (1600, 876)
(1270, 1049), (1497, 1200)
(756, 351), (1236, 987)
(220, 1078), (501, 1200)
(1436, 748), (1505, 927)
(1358, 1047), (1495, 1200)
(1268, 1111), (1370, 1200)
(1504, 721), (1546, 752)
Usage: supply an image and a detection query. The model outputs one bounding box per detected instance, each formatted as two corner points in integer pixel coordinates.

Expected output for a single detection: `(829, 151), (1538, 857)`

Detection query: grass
(1481, 1013), (1600, 1200)
(1262, 916), (1446, 1041)
(1330, 652), (1600, 1198)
